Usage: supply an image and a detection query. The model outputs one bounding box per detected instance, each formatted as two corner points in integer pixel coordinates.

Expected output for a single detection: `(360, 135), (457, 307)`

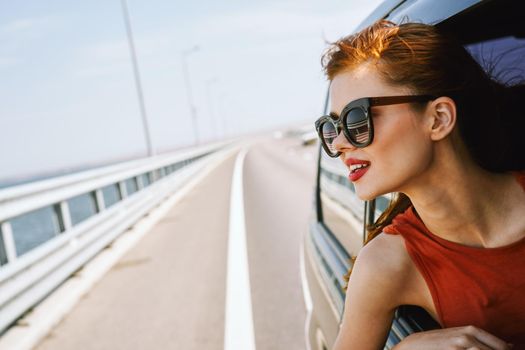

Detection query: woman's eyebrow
(329, 112), (339, 119)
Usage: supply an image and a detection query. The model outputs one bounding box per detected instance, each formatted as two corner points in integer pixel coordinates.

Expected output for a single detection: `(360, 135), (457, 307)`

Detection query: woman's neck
(402, 149), (525, 248)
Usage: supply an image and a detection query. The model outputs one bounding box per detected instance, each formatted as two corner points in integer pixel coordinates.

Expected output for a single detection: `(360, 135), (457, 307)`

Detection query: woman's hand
(394, 326), (512, 350)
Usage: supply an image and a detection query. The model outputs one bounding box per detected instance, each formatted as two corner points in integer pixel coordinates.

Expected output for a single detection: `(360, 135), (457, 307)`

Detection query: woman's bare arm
(333, 233), (413, 350)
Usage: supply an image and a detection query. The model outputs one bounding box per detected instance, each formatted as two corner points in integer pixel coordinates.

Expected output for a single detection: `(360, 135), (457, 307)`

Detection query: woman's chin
(354, 185), (384, 201)
(354, 188), (375, 201)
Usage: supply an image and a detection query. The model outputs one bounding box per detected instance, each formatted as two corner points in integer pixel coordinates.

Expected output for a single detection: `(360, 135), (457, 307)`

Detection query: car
(302, 0), (525, 349)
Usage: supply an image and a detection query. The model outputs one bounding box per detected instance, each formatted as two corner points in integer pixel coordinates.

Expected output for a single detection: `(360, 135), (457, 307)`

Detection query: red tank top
(383, 172), (525, 347)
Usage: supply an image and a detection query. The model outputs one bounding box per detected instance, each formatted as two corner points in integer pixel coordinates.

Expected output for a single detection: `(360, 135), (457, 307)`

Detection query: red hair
(322, 20), (491, 95)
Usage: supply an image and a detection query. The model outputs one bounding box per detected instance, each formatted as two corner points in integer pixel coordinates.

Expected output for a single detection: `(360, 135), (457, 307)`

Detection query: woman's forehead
(329, 67), (408, 114)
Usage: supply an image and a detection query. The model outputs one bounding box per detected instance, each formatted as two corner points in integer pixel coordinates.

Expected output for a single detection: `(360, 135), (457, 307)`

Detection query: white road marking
(300, 238), (313, 313)
(224, 148), (257, 350)
(300, 236), (314, 350)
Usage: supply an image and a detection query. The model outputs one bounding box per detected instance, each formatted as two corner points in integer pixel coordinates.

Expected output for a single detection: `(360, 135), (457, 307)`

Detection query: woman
(315, 20), (525, 349)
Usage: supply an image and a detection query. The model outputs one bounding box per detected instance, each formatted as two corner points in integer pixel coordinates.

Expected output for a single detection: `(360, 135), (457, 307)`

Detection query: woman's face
(330, 65), (434, 200)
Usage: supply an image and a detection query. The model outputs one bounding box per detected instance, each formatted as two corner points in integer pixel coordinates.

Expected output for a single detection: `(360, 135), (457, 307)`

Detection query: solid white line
(300, 237), (313, 313)
(224, 148), (256, 350)
(300, 236), (313, 350)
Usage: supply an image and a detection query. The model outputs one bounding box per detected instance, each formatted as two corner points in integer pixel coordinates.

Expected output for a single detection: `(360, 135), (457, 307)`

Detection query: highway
(34, 135), (317, 350)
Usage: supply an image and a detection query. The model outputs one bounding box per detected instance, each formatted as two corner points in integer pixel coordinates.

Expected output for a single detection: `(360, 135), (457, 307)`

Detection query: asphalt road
(35, 135), (317, 350)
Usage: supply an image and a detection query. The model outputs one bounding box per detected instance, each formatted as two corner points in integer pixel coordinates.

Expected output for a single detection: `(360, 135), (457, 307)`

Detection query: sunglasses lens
(345, 108), (370, 146)
(320, 121), (339, 156)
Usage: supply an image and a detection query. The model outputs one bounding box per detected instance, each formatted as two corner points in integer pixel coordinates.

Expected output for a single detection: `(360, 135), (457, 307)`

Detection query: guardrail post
(95, 189), (105, 211)
(136, 175), (144, 190)
(1, 222), (17, 263)
(59, 201), (73, 232)
(151, 170), (159, 182)
(119, 181), (128, 198)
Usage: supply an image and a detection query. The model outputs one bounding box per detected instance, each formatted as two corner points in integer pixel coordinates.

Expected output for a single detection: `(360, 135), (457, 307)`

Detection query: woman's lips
(345, 157), (370, 182)
(348, 165), (369, 181)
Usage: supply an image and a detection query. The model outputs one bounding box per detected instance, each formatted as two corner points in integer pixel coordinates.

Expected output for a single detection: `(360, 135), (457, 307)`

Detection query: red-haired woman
(315, 20), (525, 349)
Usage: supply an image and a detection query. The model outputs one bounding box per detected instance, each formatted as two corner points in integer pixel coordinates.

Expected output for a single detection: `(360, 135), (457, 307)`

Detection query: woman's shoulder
(358, 233), (411, 274)
(338, 233), (438, 349)
(352, 233), (417, 304)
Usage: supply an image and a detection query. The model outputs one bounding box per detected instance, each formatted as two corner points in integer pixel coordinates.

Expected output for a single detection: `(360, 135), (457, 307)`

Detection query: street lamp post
(120, 0), (153, 157)
(182, 46), (199, 145)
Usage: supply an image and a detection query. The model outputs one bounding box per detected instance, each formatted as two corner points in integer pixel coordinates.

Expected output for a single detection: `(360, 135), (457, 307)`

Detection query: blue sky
(0, 0), (383, 183)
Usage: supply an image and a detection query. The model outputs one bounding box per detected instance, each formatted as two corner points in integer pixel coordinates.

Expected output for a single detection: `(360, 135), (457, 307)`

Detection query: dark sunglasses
(314, 95), (435, 157)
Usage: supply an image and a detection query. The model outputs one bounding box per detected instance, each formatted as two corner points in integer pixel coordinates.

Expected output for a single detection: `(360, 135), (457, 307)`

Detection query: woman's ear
(427, 96), (457, 141)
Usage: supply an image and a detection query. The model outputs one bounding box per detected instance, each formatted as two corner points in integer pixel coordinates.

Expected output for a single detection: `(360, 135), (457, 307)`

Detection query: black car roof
(356, 0), (485, 30)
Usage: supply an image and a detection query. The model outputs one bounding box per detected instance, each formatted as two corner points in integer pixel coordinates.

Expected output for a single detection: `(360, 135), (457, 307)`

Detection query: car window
(387, 0), (481, 26)
(466, 36), (525, 85)
(319, 151), (364, 255)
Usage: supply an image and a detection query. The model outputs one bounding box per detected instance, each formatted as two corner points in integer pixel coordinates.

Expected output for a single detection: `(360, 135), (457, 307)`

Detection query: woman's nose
(332, 129), (355, 153)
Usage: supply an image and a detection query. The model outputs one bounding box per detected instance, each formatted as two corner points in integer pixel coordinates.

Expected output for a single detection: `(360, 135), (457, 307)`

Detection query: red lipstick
(345, 158), (370, 182)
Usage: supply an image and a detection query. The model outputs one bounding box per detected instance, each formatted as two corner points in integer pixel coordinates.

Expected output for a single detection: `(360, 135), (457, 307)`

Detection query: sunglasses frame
(315, 95), (435, 157)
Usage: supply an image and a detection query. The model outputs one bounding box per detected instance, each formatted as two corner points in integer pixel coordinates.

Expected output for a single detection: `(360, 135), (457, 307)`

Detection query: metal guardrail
(0, 142), (230, 334)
